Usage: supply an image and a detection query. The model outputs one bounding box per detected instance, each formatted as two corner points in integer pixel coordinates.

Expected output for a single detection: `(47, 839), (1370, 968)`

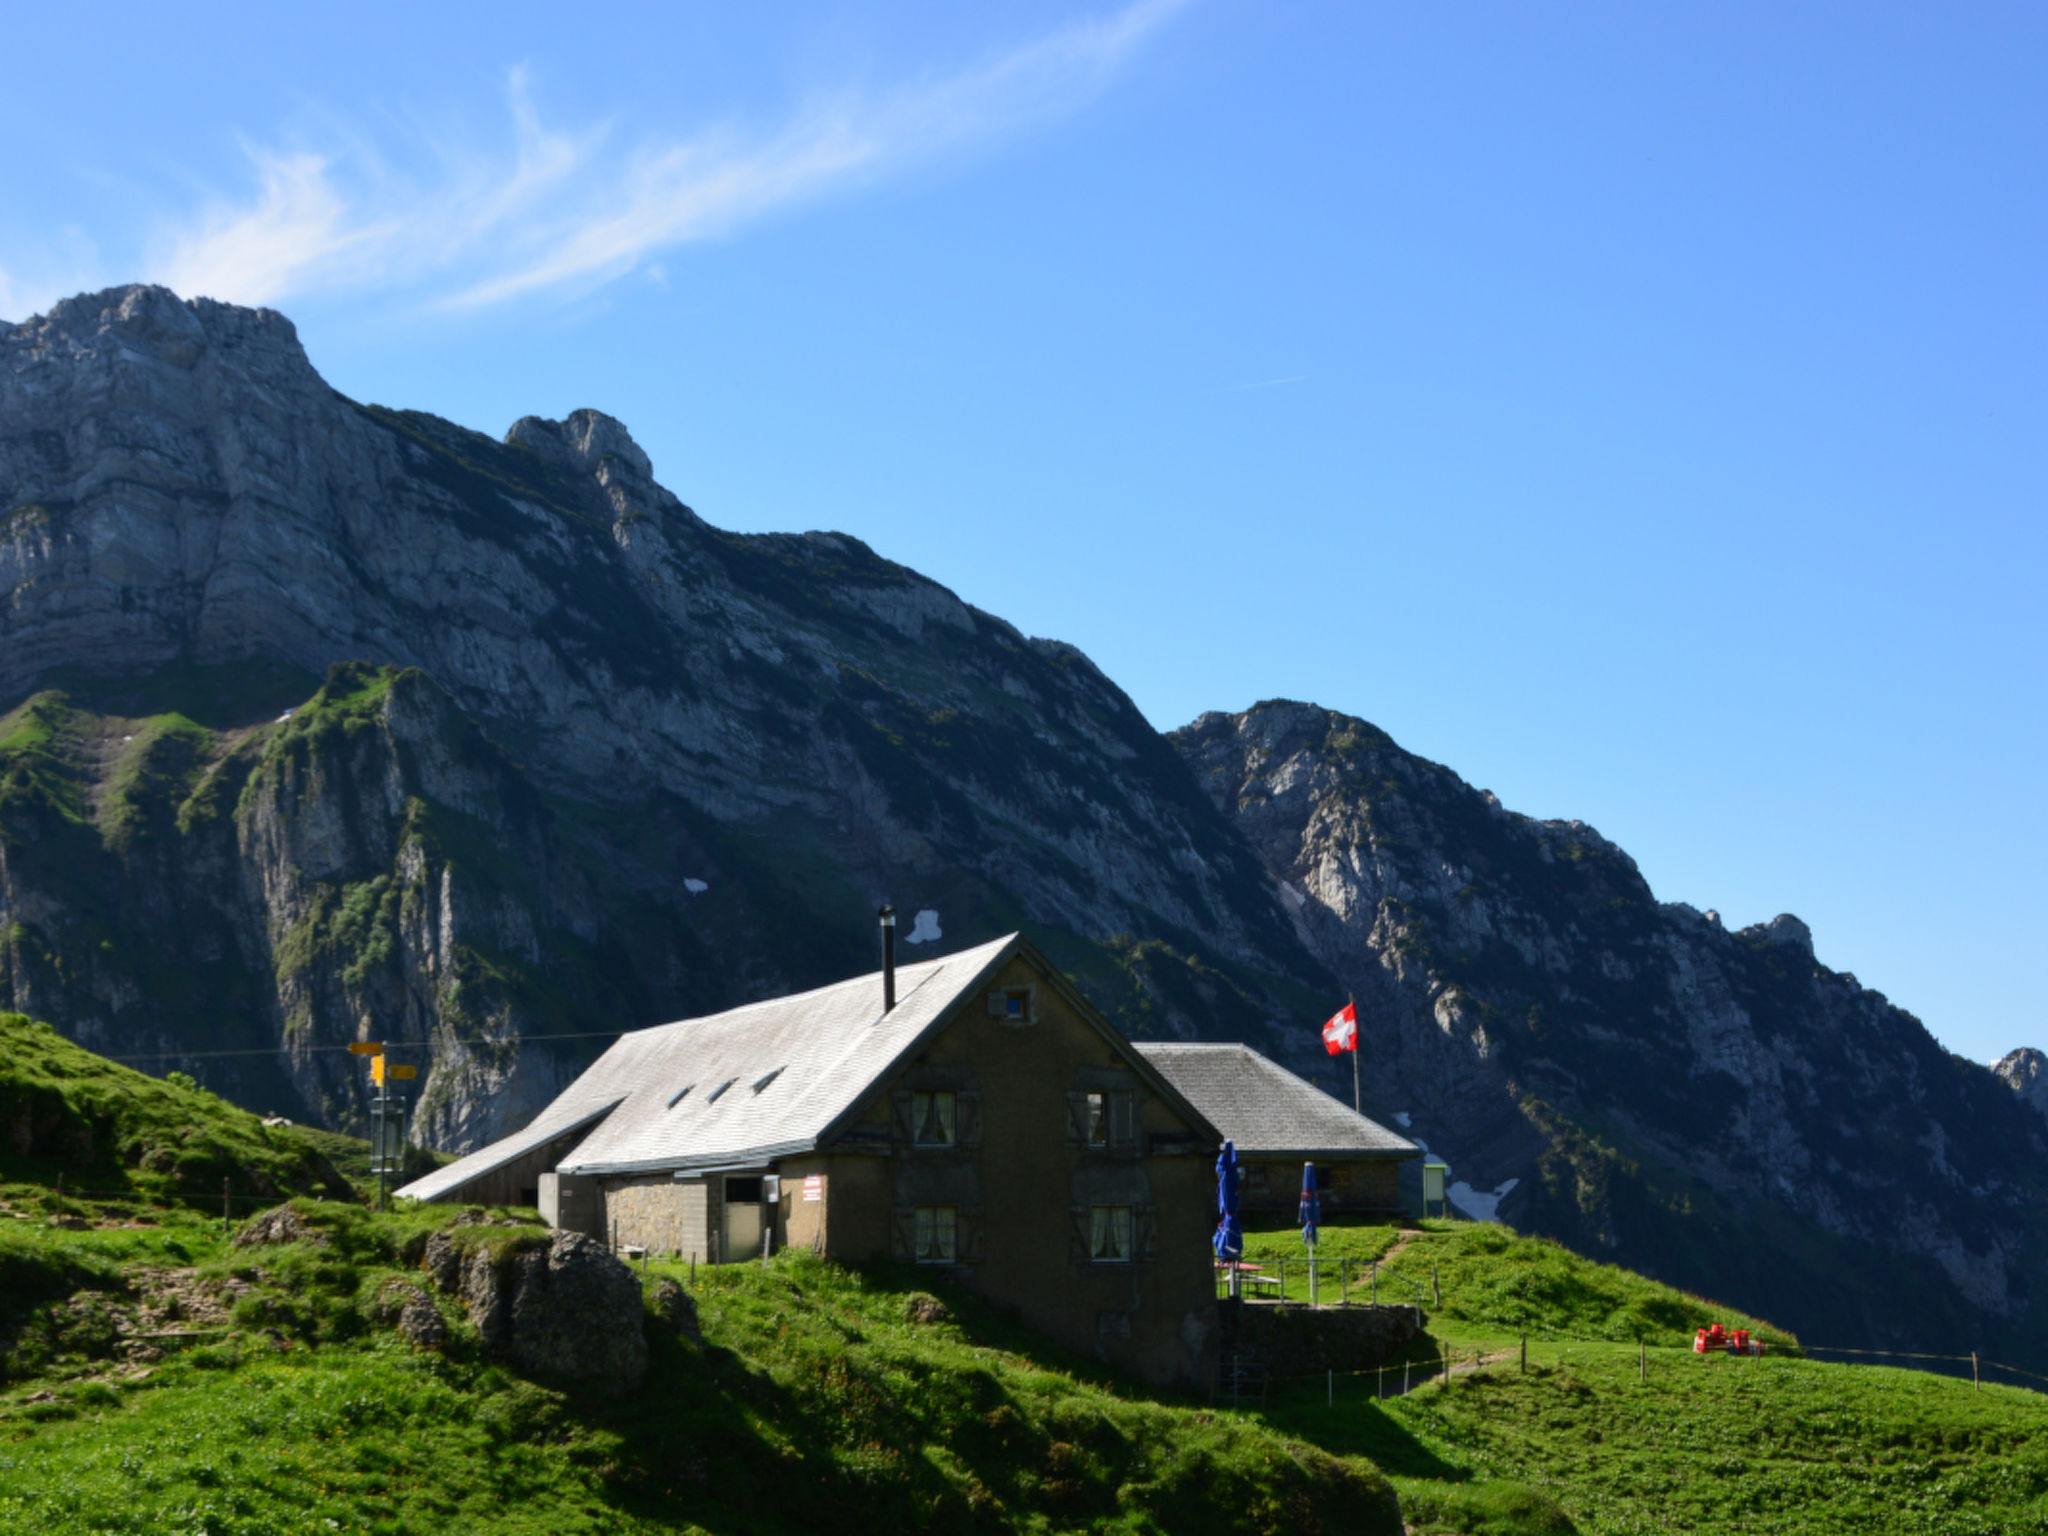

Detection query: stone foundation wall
(602, 1174), (711, 1259)
(1217, 1300), (1424, 1376)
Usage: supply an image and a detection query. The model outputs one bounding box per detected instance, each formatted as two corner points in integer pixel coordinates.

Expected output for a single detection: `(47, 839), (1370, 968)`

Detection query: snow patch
(683, 878), (709, 894)
(1447, 1177), (1520, 1223)
(903, 909), (943, 945)
(275, 710), (294, 723)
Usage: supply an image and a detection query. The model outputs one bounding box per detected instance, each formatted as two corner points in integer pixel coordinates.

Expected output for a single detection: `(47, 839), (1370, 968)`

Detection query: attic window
(666, 1084), (695, 1109)
(706, 1078), (737, 1104)
(752, 1067), (785, 1094)
(986, 985), (1036, 1025)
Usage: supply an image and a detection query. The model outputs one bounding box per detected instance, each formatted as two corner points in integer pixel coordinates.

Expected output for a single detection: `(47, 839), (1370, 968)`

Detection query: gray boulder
(375, 1279), (447, 1351)
(233, 1206), (320, 1248)
(446, 1230), (647, 1393)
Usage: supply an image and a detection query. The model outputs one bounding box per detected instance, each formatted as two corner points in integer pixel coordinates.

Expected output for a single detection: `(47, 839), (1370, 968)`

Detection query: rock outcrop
(422, 1228), (646, 1392)
(1995, 1048), (2048, 1120)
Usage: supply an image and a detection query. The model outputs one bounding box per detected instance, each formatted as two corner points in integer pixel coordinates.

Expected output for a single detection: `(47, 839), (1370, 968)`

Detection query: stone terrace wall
(1218, 1300), (1424, 1375)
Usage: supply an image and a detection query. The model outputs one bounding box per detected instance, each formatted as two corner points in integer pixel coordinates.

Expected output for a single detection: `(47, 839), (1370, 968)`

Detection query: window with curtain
(912, 1090), (957, 1146)
(1089, 1205), (1132, 1263)
(915, 1205), (958, 1263)
(1085, 1091), (1110, 1146)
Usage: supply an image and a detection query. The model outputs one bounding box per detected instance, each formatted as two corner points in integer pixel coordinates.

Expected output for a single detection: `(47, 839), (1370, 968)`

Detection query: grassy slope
(0, 1195), (1401, 1536)
(1, 1036), (2043, 1535)
(0, 1012), (356, 1206)
(0, 1021), (1401, 1535)
(1234, 1224), (2047, 1536)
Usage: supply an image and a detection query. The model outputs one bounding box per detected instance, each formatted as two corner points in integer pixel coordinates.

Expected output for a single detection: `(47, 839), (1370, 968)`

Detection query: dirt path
(1378, 1227), (1425, 1266)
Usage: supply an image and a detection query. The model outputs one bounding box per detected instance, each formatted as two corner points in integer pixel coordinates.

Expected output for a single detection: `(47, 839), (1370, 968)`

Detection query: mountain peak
(507, 409), (654, 483)
(9, 284), (312, 379)
(1995, 1047), (2047, 1119)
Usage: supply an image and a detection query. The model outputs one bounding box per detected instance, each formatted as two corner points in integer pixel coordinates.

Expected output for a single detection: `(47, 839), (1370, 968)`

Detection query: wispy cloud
(135, 1), (1184, 315)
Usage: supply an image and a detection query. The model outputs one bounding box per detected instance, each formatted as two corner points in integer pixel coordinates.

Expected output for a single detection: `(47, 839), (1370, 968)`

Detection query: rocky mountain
(4, 284), (2043, 1368)
(0, 285), (1314, 1151)
(1176, 702), (2048, 1365)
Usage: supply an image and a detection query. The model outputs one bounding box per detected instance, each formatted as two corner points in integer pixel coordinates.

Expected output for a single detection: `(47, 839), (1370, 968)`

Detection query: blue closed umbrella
(1213, 1140), (1243, 1262)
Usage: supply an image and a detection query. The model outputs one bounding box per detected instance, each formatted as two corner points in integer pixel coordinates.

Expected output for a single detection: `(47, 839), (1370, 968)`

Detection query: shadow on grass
(591, 1256), (1405, 1536)
(1252, 1330), (1470, 1481)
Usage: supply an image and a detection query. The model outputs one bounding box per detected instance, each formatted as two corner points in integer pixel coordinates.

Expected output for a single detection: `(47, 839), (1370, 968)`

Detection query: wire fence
(100, 1028), (627, 1064)
(1217, 1336), (2048, 1409)
(1213, 1260), (2047, 1399)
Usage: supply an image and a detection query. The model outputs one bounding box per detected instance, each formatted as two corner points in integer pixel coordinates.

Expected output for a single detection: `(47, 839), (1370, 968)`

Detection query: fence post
(1403, 1359), (1410, 1394)
(1441, 1348), (1451, 1390)
(1327, 1368), (1334, 1408)
(1378, 1363), (1386, 1400)
(1972, 1352), (1980, 1391)
(1432, 1261), (1442, 1309)
(1639, 1341), (1646, 1383)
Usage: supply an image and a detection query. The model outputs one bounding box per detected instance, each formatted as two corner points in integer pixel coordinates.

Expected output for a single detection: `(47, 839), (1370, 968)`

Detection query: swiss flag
(1321, 1001), (1358, 1055)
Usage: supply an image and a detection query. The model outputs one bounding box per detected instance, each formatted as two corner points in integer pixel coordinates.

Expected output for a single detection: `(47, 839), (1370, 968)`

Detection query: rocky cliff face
(4, 285), (2043, 1368)
(0, 285), (1313, 1150)
(1996, 1049), (2048, 1121)
(1172, 701), (2048, 1362)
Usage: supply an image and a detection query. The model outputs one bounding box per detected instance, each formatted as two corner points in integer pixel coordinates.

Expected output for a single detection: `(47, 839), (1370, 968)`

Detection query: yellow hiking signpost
(353, 1041), (413, 1209)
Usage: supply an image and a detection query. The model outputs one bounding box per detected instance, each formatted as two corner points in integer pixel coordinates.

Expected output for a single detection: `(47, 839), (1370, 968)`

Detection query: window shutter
(890, 1090), (914, 1144)
(956, 1090), (984, 1148)
(986, 989), (1007, 1018)
(1134, 1202), (1159, 1262)
(891, 1206), (917, 1262)
(1111, 1091), (1139, 1150)
(960, 1204), (986, 1264)
(1068, 1205), (1090, 1263)
(1064, 1090), (1088, 1144)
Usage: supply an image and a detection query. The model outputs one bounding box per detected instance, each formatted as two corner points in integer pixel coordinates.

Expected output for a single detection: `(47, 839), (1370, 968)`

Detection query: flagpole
(1349, 992), (1360, 1114)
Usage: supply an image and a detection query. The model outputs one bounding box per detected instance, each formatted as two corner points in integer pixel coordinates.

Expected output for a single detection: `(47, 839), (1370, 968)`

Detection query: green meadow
(3, 1012), (2045, 1534)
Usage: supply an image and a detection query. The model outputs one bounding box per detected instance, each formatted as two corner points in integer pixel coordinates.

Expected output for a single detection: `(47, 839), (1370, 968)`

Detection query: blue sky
(4, 2), (2042, 1065)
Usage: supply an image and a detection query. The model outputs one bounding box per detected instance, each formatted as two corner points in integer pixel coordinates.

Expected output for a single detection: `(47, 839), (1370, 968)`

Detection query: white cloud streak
(139, 1), (1184, 314)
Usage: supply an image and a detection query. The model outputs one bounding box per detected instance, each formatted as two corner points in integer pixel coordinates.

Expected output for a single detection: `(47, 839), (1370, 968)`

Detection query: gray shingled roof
(401, 931), (1225, 1202)
(1131, 1043), (1418, 1158)
(394, 1098), (624, 1204)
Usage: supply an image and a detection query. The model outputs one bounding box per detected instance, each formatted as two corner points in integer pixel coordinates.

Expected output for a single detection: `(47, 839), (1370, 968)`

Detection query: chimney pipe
(879, 905), (897, 1012)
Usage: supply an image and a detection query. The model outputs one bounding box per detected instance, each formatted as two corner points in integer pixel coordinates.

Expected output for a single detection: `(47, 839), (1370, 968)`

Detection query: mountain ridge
(3, 284), (2043, 1370)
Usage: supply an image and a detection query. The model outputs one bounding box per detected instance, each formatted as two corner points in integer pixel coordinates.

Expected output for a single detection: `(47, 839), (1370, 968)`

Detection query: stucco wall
(814, 952), (1218, 1388)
